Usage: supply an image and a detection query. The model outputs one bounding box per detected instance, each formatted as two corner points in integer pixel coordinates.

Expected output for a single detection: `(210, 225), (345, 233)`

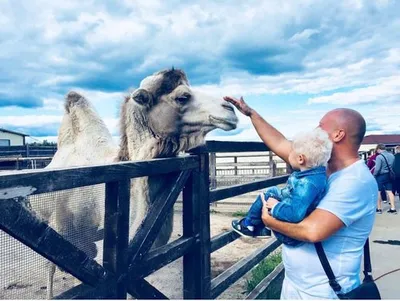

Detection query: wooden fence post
(104, 180), (131, 299)
(286, 162), (293, 175)
(183, 152), (211, 299)
(272, 160), (277, 177)
(209, 152), (217, 190)
(268, 151), (276, 177)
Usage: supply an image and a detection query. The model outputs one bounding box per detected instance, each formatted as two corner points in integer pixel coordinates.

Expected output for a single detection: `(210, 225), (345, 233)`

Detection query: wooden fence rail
(0, 141), (287, 299)
(0, 145), (57, 157)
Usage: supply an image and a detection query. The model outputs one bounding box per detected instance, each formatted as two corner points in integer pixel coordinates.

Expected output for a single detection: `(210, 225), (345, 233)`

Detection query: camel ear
(131, 88), (154, 108)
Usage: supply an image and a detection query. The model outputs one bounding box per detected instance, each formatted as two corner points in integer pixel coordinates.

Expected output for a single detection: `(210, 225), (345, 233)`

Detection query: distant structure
(0, 128), (29, 146)
(360, 134), (400, 155)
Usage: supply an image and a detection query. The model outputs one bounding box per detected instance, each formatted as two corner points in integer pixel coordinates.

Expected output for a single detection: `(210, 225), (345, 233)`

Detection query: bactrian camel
(34, 68), (238, 298)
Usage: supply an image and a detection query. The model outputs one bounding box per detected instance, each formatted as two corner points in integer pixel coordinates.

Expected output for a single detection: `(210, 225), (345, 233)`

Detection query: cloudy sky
(1, 0), (399, 144)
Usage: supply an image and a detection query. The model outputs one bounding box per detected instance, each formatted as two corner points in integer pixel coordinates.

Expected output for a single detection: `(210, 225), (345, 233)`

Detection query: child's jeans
(244, 187), (303, 247)
(245, 187), (281, 227)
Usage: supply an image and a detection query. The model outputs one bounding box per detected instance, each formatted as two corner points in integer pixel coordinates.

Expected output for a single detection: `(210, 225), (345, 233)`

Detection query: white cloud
(307, 75), (400, 105)
(0, 115), (62, 127)
(289, 29), (320, 43)
(1, 0), (400, 141)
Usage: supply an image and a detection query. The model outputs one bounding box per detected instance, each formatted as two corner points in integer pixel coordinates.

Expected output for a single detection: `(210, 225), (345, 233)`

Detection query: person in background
(367, 146), (389, 203)
(394, 146), (400, 196)
(374, 143), (396, 214)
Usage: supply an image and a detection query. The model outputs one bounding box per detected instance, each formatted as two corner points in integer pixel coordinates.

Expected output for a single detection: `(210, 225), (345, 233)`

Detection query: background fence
(0, 146), (56, 171)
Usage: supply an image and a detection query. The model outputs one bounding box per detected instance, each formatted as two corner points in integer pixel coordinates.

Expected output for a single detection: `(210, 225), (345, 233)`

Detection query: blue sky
(1, 0), (399, 143)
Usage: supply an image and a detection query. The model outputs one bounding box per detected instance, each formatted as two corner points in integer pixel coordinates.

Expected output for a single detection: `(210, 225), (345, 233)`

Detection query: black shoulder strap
(314, 242), (342, 292)
(363, 238), (373, 282)
(315, 238), (372, 293)
(381, 154), (393, 173)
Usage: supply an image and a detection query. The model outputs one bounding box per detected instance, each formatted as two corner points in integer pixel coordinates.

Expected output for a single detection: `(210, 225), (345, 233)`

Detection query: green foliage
(246, 251), (282, 297)
(232, 210), (247, 218)
(28, 139), (57, 146)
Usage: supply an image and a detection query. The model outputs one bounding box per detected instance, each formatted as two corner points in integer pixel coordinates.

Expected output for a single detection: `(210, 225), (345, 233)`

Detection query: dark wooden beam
(53, 282), (116, 299)
(245, 263), (284, 300)
(189, 141), (271, 154)
(209, 175), (289, 203)
(182, 153), (211, 299)
(211, 239), (281, 299)
(211, 230), (240, 253)
(103, 179), (130, 299)
(127, 279), (169, 300)
(133, 237), (196, 279)
(0, 155), (198, 195)
(0, 197), (116, 289)
(126, 170), (191, 272)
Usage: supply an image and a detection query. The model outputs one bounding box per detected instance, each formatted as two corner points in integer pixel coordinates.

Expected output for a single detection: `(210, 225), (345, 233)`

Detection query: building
(360, 134), (400, 155)
(0, 128), (29, 146)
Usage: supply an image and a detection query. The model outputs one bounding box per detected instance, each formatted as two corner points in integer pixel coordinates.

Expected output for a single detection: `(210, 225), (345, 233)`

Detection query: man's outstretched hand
(223, 96), (254, 117)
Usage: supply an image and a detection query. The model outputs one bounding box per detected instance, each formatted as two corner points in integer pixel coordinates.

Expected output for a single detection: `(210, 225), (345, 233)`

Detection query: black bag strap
(314, 242), (343, 293)
(315, 238), (372, 294)
(363, 238), (373, 282)
(380, 154), (393, 174)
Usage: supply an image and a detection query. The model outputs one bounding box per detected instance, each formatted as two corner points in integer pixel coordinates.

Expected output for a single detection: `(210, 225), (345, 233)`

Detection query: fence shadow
(373, 240), (400, 246)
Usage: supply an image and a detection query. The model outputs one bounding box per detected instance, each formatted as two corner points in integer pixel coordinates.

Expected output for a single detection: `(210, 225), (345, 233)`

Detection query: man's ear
(130, 88), (154, 108)
(332, 129), (346, 143)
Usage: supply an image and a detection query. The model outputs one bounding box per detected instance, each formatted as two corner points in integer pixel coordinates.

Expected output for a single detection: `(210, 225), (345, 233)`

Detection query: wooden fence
(0, 141), (288, 299)
(0, 145), (57, 158)
(209, 151), (289, 188)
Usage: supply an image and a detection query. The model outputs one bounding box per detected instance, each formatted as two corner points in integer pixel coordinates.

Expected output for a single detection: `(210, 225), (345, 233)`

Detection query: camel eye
(176, 93), (191, 103)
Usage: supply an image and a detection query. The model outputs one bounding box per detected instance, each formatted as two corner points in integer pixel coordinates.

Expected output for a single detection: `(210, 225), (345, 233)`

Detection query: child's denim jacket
(268, 166), (327, 246)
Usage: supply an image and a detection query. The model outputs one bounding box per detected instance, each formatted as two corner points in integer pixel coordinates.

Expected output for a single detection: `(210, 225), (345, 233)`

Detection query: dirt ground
(0, 208), (273, 300)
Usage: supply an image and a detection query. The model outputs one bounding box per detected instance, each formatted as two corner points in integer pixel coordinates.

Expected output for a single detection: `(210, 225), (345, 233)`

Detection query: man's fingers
(223, 96), (239, 104)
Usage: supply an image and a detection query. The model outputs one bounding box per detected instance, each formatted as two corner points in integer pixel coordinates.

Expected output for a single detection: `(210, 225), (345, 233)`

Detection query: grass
(232, 210), (247, 218)
(210, 208), (220, 214)
(246, 251), (283, 298)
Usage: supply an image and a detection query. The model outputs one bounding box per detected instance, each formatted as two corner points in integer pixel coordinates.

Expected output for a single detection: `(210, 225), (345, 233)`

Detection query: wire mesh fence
(0, 184), (104, 299)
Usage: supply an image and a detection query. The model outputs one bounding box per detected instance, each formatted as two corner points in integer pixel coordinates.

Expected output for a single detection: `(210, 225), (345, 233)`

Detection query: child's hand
(261, 194), (272, 225)
(265, 197), (279, 209)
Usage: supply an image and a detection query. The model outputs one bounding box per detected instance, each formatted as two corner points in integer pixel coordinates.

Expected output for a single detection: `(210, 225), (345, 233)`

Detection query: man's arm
(373, 155), (382, 176)
(262, 206), (344, 243)
(223, 96), (292, 163)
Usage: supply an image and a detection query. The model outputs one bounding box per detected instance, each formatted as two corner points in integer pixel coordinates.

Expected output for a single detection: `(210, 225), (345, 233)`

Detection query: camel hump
(65, 91), (89, 113)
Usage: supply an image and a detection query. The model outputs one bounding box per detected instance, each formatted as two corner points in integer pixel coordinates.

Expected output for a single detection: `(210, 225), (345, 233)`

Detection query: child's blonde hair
(292, 128), (333, 168)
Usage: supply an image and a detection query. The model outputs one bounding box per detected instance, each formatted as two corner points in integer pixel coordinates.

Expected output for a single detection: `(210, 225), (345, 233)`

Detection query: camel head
(119, 68), (238, 158)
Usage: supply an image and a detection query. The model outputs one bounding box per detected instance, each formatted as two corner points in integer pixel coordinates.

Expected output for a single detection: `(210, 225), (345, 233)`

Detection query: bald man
(224, 96), (378, 299)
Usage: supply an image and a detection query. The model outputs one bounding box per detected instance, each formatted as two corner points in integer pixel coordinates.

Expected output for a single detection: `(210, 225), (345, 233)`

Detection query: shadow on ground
(373, 239), (400, 245)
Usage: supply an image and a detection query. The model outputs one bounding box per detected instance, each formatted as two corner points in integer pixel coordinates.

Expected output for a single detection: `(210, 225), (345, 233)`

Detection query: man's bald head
(320, 108), (366, 148)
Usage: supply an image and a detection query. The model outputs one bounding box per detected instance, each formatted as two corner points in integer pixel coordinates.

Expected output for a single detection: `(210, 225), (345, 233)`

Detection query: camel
(36, 68), (238, 298)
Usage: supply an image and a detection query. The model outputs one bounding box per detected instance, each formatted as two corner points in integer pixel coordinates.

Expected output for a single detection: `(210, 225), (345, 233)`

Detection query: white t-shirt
(282, 160), (378, 299)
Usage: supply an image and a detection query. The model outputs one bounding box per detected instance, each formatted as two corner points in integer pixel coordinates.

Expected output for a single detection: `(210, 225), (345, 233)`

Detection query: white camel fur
(37, 68), (238, 298)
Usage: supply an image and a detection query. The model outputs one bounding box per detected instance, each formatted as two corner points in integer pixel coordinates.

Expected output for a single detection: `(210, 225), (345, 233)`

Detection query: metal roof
(0, 128), (29, 137)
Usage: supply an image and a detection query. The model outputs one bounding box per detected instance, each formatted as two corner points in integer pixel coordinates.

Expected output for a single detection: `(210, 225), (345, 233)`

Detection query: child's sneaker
(253, 226), (272, 238)
(231, 219), (254, 237)
(387, 209), (397, 214)
(376, 209), (382, 214)
(231, 219), (272, 238)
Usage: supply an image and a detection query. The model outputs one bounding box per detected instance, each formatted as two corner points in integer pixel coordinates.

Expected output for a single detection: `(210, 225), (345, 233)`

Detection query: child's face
(288, 149), (306, 170)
